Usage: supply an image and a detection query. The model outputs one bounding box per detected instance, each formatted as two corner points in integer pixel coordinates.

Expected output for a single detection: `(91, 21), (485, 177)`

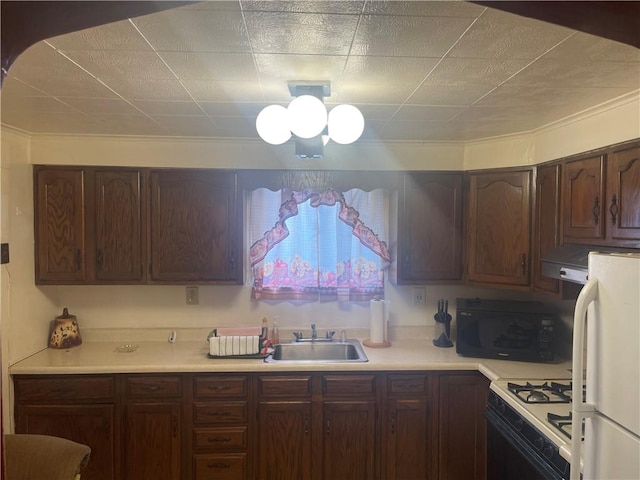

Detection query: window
(249, 186), (390, 302)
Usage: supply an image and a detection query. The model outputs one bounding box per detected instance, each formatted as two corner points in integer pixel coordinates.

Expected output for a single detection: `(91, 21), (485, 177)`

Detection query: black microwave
(455, 298), (555, 362)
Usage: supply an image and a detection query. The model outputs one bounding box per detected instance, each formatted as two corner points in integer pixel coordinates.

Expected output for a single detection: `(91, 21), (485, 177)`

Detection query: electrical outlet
(186, 286), (199, 305)
(413, 287), (426, 306)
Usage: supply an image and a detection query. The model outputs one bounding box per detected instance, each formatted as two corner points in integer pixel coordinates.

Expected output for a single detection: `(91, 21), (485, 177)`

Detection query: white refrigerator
(571, 252), (640, 480)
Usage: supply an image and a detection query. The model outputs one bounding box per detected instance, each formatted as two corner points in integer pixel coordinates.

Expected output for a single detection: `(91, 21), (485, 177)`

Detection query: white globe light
(256, 105), (291, 145)
(328, 104), (365, 144)
(287, 95), (327, 139)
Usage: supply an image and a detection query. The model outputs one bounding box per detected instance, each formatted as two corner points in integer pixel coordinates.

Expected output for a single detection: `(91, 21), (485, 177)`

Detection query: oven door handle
(571, 278), (598, 480)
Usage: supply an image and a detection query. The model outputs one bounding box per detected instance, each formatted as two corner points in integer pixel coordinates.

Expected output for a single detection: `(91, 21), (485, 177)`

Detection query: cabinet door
(533, 165), (561, 294)
(15, 404), (115, 480)
(149, 170), (240, 282)
(323, 400), (376, 480)
(399, 173), (463, 283)
(35, 168), (86, 282)
(387, 398), (430, 480)
(467, 170), (532, 287)
(124, 403), (181, 480)
(562, 155), (605, 242)
(95, 169), (144, 281)
(257, 401), (312, 480)
(438, 374), (489, 480)
(606, 145), (640, 243)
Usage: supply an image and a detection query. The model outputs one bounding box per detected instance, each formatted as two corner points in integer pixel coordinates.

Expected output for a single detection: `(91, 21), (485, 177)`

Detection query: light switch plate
(413, 287), (425, 306)
(186, 286), (199, 305)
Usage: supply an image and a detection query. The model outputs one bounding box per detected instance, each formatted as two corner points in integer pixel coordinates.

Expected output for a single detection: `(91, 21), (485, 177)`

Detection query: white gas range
(488, 378), (581, 479)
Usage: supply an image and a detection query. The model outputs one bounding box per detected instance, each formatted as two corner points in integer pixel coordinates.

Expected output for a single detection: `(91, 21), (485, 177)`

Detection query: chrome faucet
(311, 323), (317, 340)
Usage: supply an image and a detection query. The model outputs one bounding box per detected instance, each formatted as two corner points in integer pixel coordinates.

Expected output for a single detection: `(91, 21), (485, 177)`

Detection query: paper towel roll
(370, 299), (385, 343)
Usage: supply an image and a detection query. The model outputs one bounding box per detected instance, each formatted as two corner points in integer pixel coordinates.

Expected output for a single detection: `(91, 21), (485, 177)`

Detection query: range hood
(541, 244), (639, 284)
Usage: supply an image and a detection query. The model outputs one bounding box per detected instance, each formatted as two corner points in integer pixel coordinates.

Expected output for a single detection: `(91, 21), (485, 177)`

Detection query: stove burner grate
(547, 412), (585, 441)
(507, 381), (573, 404)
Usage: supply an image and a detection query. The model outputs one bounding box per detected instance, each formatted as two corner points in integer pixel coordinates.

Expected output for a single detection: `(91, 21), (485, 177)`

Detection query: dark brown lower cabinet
(437, 372), (490, 480)
(13, 370), (490, 480)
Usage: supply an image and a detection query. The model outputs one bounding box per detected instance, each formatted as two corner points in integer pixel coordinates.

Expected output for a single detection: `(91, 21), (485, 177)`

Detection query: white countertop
(9, 337), (572, 382)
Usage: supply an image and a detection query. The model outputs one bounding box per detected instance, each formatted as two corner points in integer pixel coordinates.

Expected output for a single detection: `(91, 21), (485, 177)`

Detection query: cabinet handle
(592, 196), (600, 225)
(96, 249), (103, 267)
(609, 194), (618, 224)
(398, 383), (420, 389)
(172, 415), (178, 438)
(207, 385), (231, 391)
(208, 437), (231, 443)
(391, 413), (397, 435)
(208, 411), (231, 417)
(229, 250), (235, 268)
(141, 385), (161, 391)
(209, 463), (230, 469)
(326, 419), (331, 435)
(304, 416), (310, 435)
(521, 253), (527, 275)
(75, 249), (82, 270)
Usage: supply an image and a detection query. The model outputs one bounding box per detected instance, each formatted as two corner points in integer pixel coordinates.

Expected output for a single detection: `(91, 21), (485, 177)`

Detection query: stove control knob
(543, 445), (554, 459)
(534, 437), (544, 450)
(498, 402), (505, 414)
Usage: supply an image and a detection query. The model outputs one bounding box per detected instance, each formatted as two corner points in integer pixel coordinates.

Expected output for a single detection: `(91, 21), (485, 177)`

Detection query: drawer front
(388, 374), (428, 395)
(194, 402), (247, 425)
(14, 375), (115, 402)
(194, 454), (247, 480)
(194, 376), (247, 398)
(323, 375), (376, 396)
(193, 427), (247, 451)
(126, 375), (182, 399)
(258, 376), (312, 397)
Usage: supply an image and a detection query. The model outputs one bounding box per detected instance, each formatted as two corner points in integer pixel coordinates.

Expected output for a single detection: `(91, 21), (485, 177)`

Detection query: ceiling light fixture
(255, 81), (365, 158)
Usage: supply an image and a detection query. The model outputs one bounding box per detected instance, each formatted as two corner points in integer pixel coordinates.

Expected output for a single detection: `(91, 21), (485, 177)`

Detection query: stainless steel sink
(264, 339), (368, 363)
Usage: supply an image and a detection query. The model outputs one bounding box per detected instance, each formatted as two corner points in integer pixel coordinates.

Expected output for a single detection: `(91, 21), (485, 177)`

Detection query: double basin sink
(264, 339), (368, 363)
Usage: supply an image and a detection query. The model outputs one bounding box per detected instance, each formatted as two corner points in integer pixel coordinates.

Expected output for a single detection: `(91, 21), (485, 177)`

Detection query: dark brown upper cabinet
(533, 164), (561, 295)
(35, 166), (145, 284)
(467, 169), (532, 289)
(605, 144), (640, 244)
(149, 169), (241, 284)
(393, 172), (464, 284)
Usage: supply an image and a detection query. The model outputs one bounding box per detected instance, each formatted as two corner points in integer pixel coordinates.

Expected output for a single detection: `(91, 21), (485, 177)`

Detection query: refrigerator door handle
(570, 277), (598, 480)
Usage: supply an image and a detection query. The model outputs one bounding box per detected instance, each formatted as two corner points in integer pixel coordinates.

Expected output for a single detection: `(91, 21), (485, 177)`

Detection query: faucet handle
(339, 329), (347, 342)
(325, 330), (336, 340)
(293, 331), (303, 341)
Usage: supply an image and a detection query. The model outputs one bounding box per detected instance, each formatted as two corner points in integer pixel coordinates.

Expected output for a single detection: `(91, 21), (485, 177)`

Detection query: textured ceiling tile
(245, 11), (359, 55)
(369, 120), (467, 142)
(342, 56), (439, 84)
(424, 57), (531, 86)
(542, 32), (640, 63)
(363, 1), (485, 18)
(149, 114), (214, 135)
(334, 82), (417, 104)
(161, 52), (259, 81)
(351, 15), (474, 57)
(408, 83), (494, 106)
(133, 10), (251, 52)
(1, 96), (77, 118)
(199, 102), (265, 117)
(342, 104), (398, 121)
(242, 1), (364, 14)
(476, 85), (637, 109)
(89, 114), (167, 136)
(254, 54), (347, 84)
(207, 115), (259, 138)
(394, 105), (467, 122)
(13, 111), (103, 135)
(0, 77), (49, 97)
(60, 50), (177, 82)
(130, 100), (204, 116)
(179, 1), (241, 11)
(58, 97), (141, 115)
(182, 79), (266, 102)
(108, 78), (192, 101)
(47, 19), (152, 51)
(448, 14), (574, 60)
(508, 59), (640, 88)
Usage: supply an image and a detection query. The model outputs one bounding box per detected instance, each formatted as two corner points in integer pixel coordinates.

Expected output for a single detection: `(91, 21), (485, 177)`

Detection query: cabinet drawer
(194, 454), (247, 480)
(193, 427), (247, 451)
(126, 375), (182, 398)
(14, 375), (114, 402)
(323, 375), (376, 396)
(258, 376), (312, 397)
(388, 374), (428, 395)
(194, 376), (247, 398)
(194, 402), (247, 425)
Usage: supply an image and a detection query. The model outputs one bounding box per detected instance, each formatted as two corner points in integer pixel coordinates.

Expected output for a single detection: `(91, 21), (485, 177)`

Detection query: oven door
(486, 408), (565, 480)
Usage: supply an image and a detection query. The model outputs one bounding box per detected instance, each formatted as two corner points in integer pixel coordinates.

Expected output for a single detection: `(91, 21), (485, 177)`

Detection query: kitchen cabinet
(256, 376), (313, 480)
(191, 374), (251, 480)
(385, 374), (434, 480)
(437, 372), (489, 480)
(393, 172), (464, 284)
(467, 169), (532, 288)
(13, 375), (118, 480)
(533, 164), (561, 294)
(149, 169), (241, 283)
(34, 166), (145, 284)
(123, 375), (184, 480)
(561, 142), (640, 247)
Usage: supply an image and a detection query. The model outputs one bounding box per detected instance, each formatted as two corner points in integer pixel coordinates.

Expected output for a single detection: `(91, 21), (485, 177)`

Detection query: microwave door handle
(570, 278), (598, 480)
